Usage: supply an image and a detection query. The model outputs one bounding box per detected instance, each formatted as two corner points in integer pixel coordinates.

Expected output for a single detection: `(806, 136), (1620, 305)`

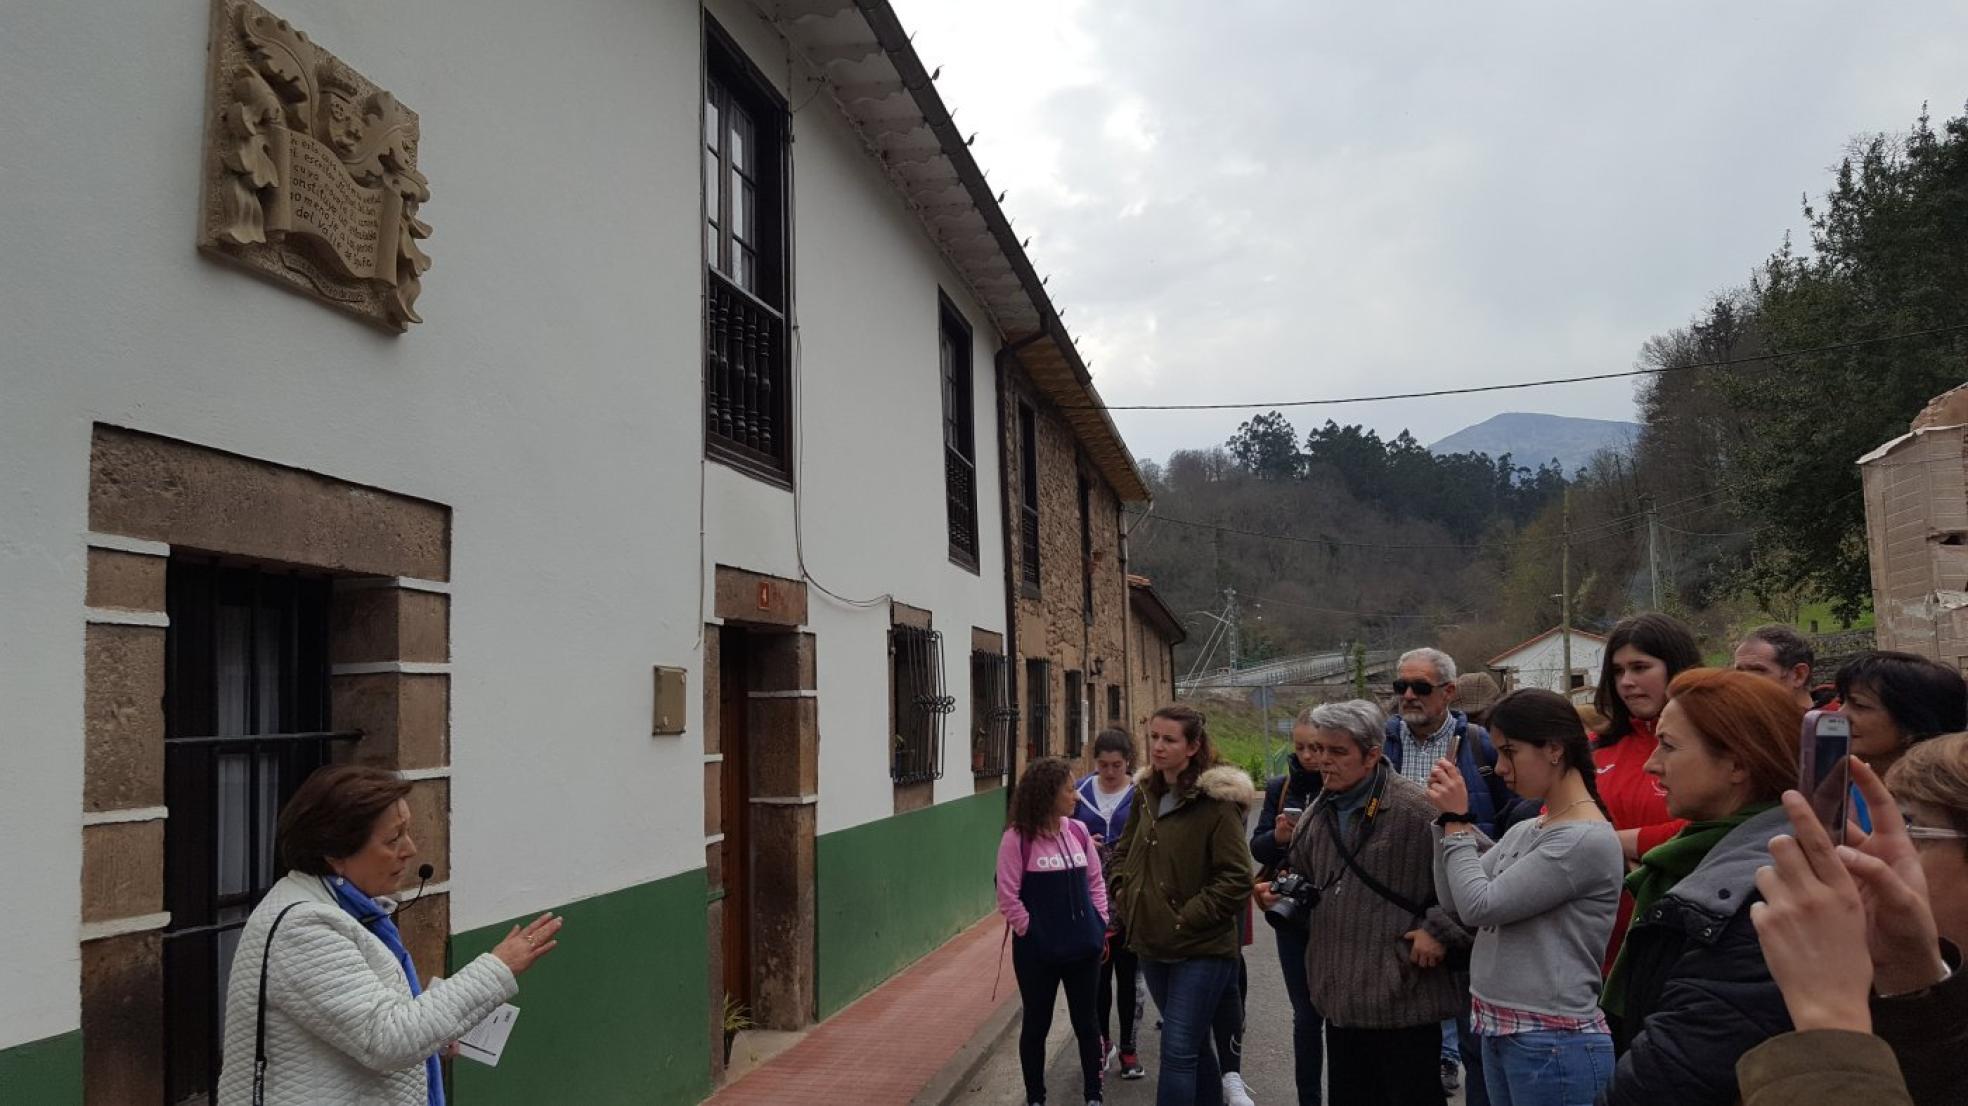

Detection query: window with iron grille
(704, 22), (791, 480)
(1018, 403), (1041, 592)
(1065, 670), (1085, 757)
(1025, 657), (1051, 758)
(1108, 683), (1122, 724)
(970, 651), (1014, 777)
(891, 625), (953, 783)
(941, 297), (978, 569)
(163, 560), (353, 1105)
(1078, 474), (1094, 623)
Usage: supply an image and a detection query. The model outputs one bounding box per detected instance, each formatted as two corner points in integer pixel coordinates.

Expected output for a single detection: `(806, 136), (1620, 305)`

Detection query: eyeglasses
(1904, 824), (1968, 843)
(1392, 679), (1445, 697)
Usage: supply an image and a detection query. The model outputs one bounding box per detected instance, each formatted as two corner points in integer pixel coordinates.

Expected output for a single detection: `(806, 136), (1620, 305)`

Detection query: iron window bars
(162, 561), (350, 1105)
(1065, 670), (1085, 757)
(970, 651), (1015, 777)
(891, 625), (954, 783)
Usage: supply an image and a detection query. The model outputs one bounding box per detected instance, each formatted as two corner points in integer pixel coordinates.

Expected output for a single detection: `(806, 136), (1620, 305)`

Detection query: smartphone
(1282, 806), (1304, 818)
(1799, 710), (1852, 844)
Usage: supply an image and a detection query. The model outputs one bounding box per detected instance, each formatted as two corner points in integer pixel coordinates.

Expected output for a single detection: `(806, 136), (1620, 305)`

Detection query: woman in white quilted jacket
(217, 765), (562, 1105)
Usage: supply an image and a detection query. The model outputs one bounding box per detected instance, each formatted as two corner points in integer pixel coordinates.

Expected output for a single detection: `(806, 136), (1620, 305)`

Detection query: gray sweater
(1433, 816), (1622, 1021)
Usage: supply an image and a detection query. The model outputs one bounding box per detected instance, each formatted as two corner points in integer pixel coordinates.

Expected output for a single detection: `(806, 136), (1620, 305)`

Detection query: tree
(1226, 411), (1302, 479)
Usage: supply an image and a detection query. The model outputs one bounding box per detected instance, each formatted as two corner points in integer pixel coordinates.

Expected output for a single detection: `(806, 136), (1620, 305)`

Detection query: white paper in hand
(455, 1003), (519, 1067)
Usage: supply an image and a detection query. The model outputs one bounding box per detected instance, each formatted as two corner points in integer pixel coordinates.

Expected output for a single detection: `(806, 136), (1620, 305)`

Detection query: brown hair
(278, 764), (413, 876)
(1596, 613), (1704, 745)
(1143, 704), (1219, 797)
(1487, 688), (1608, 817)
(1887, 731), (1968, 853)
(1009, 756), (1076, 840)
(1664, 668), (1801, 803)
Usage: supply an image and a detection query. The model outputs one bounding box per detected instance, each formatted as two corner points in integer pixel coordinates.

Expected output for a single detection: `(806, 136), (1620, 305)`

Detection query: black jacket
(1601, 806), (1793, 1106)
(1250, 767), (1322, 871)
(1875, 939), (1968, 1106)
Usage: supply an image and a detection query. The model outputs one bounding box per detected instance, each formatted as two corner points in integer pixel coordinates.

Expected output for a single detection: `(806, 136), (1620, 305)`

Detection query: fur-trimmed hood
(1133, 763), (1259, 811)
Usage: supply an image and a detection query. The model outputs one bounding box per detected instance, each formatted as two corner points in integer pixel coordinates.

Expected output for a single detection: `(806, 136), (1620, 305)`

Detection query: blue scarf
(327, 877), (444, 1106)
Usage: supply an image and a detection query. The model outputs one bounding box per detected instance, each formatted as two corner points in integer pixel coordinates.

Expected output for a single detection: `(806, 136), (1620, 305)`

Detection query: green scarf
(1601, 802), (1777, 1019)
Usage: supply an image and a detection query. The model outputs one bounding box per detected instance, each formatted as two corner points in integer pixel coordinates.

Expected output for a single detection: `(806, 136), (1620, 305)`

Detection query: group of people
(996, 616), (1968, 1106)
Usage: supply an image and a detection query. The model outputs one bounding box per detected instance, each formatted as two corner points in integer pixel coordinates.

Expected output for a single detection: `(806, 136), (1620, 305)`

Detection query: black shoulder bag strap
(254, 902), (306, 1106)
(1324, 809), (1431, 921)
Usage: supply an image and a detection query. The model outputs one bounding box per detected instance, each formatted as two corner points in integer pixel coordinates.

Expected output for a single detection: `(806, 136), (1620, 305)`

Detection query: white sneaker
(1223, 1071), (1255, 1106)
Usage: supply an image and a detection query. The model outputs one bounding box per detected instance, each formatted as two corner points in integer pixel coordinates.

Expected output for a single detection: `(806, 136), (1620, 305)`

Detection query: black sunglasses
(1392, 679), (1445, 697)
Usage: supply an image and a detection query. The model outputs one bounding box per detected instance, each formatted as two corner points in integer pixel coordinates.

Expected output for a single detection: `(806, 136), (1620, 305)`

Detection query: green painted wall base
(0, 1030), (82, 1105)
(816, 789), (1005, 1017)
(449, 870), (711, 1106)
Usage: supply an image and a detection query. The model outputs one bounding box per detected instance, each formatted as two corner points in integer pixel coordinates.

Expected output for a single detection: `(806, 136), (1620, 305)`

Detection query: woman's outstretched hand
(492, 912), (563, 974)
(1837, 757), (1948, 995)
(1754, 791), (1874, 1032)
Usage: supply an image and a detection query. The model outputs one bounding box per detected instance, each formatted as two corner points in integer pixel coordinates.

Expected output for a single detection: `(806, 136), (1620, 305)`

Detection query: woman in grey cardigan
(1427, 689), (1623, 1106)
(1272, 699), (1471, 1106)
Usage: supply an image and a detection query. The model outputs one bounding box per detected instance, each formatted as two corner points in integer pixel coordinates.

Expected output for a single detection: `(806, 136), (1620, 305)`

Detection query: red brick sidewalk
(709, 915), (1013, 1105)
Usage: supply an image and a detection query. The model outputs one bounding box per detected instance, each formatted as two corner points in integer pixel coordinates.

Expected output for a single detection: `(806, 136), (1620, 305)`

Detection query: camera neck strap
(1323, 809), (1430, 921)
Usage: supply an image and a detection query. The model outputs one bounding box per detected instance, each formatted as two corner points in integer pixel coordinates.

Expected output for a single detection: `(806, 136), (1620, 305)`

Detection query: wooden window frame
(1064, 669), (1085, 757)
(1018, 403), (1041, 597)
(940, 294), (980, 571)
(703, 18), (794, 483)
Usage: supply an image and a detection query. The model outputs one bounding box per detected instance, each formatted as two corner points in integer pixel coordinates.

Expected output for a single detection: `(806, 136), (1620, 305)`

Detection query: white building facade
(0, 1), (1144, 1102)
(1487, 628), (1609, 698)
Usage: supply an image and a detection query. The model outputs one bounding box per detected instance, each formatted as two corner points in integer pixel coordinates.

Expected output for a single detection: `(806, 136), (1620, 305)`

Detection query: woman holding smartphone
(1251, 711), (1328, 1106)
(1427, 689), (1623, 1105)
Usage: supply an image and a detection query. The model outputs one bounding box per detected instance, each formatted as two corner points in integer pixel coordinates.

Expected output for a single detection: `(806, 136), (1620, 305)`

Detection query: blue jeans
(1273, 926), (1324, 1105)
(1140, 957), (1237, 1106)
(1479, 1031), (1614, 1106)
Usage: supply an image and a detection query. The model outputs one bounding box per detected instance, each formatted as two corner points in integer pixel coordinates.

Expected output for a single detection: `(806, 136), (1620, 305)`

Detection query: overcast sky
(887, 0), (1968, 465)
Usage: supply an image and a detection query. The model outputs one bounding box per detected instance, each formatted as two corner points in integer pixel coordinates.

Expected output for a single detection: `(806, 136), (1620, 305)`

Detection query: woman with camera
(1599, 668), (1798, 1106)
(998, 756), (1110, 1106)
(217, 765), (561, 1106)
(1426, 688), (1623, 1105)
(1107, 705), (1255, 1106)
(1269, 699), (1470, 1106)
(1250, 711), (1328, 1105)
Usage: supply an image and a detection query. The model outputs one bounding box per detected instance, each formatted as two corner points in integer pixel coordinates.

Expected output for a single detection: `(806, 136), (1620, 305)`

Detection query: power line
(1064, 322), (1968, 412)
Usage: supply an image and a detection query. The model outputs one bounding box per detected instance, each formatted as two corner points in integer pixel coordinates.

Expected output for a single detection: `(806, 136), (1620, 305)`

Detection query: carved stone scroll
(197, 0), (429, 332)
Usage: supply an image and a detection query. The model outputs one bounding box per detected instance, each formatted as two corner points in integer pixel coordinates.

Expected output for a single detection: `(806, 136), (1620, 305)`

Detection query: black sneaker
(1441, 1058), (1462, 1093)
(1118, 1050), (1146, 1080)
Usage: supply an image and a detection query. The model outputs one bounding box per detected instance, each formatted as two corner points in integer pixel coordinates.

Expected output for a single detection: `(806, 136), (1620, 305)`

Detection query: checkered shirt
(1395, 714), (1456, 787)
(1470, 993), (1611, 1038)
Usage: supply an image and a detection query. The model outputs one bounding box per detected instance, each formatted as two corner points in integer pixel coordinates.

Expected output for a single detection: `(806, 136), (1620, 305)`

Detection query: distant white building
(1488, 628), (1609, 697)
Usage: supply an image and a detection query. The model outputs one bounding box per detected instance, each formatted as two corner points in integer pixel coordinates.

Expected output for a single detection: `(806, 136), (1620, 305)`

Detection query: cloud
(892, 0), (1968, 463)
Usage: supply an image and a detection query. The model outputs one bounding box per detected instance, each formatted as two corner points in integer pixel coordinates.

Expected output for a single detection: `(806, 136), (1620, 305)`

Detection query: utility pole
(1224, 587), (1241, 671)
(1645, 495), (1662, 610)
(1561, 487), (1573, 697)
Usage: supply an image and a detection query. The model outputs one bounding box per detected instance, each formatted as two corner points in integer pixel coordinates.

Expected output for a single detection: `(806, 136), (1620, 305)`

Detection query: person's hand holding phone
(1752, 790), (1875, 1032)
(1273, 807), (1301, 844)
(1425, 757), (1468, 816)
(1837, 757), (1949, 995)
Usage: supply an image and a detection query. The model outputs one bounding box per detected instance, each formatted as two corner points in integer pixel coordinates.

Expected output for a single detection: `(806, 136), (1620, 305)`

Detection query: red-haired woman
(1599, 669), (1800, 1106)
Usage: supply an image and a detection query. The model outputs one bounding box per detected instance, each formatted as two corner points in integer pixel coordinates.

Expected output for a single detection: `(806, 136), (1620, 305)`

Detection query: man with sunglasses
(1380, 647), (1525, 1106)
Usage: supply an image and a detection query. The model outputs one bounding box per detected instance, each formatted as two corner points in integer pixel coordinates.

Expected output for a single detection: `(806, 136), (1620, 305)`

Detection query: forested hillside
(1130, 101), (1968, 673)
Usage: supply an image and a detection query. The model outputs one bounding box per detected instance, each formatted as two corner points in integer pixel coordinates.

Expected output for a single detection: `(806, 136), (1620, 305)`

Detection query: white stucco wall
(0, 0), (714, 1048)
(701, 0), (1009, 836)
(1493, 633), (1607, 695)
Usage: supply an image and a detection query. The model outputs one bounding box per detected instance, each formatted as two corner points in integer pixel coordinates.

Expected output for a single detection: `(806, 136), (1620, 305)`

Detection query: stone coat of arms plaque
(197, 0), (430, 331)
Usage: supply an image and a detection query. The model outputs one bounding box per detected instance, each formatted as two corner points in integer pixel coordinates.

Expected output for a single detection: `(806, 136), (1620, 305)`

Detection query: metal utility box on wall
(653, 666), (688, 735)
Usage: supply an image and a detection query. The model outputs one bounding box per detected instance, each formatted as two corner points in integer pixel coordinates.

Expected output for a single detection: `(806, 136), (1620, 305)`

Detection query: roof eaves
(848, 0), (1150, 503)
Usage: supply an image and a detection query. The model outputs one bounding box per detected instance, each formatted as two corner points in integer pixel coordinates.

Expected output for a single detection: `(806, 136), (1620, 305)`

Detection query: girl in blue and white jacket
(1073, 729), (1147, 1079)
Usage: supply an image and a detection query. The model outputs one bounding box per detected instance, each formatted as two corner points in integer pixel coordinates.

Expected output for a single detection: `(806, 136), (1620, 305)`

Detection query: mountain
(1429, 412), (1637, 475)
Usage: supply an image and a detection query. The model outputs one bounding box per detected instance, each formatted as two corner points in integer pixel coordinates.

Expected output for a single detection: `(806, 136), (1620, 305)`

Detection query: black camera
(1264, 872), (1319, 930)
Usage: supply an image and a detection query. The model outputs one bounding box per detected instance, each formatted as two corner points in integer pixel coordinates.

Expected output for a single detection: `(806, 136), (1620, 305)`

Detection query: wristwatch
(1434, 811), (1475, 827)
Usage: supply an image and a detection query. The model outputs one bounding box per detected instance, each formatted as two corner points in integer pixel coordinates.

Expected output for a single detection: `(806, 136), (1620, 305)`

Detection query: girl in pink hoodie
(998, 757), (1110, 1106)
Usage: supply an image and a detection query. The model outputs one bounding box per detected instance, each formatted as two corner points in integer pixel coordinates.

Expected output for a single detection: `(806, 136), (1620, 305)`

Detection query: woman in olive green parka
(1107, 705), (1256, 1105)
